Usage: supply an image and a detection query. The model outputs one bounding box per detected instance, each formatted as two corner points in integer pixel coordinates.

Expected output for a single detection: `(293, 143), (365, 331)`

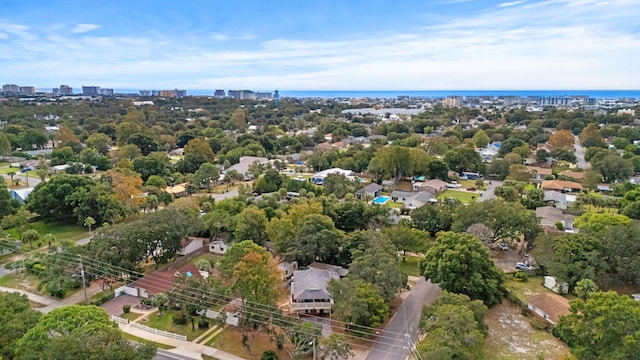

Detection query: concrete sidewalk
(117, 323), (245, 360)
(0, 285), (58, 306)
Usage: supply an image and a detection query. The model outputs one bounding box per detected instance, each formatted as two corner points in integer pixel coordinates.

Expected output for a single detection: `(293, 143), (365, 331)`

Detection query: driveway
(479, 180), (502, 201)
(365, 279), (441, 360)
(574, 135), (590, 169)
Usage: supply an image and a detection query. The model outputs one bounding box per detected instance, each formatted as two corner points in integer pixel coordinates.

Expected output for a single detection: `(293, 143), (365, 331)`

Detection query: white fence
(111, 315), (187, 341)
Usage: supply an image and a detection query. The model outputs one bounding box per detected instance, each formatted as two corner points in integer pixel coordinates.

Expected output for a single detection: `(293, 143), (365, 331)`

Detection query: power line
(45, 252), (423, 358)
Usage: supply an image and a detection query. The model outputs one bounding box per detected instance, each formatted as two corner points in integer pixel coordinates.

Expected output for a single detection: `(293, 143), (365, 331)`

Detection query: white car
(515, 262), (533, 271)
(497, 242), (508, 251)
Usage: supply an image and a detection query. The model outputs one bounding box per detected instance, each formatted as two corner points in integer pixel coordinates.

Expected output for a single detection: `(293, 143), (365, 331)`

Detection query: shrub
(198, 319), (209, 329)
(513, 271), (529, 282)
(261, 350), (279, 360)
(91, 292), (114, 306)
(172, 312), (188, 325)
(555, 221), (564, 231)
(123, 305), (131, 313)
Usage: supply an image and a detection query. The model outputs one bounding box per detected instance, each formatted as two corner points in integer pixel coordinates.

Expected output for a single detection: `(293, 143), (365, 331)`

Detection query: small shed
(544, 276), (568, 294)
(527, 293), (570, 325)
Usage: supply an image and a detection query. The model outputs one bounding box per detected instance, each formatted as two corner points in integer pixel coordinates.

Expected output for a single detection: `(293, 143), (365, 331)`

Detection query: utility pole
(79, 255), (88, 305)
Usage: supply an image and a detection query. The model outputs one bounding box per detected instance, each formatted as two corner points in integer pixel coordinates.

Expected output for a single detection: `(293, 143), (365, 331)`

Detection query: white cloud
(211, 33), (256, 41)
(499, 0), (527, 6)
(71, 23), (100, 33)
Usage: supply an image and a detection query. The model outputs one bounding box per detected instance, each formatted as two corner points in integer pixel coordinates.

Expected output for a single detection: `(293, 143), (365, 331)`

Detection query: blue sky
(1, 0), (639, 90)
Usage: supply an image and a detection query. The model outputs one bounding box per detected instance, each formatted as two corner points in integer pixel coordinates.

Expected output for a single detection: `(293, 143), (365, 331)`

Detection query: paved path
(574, 135), (590, 169)
(365, 278), (441, 360)
(478, 180), (502, 201)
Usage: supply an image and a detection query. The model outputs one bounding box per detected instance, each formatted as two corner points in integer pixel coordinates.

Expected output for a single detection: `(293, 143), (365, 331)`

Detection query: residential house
(50, 164), (70, 174)
(178, 237), (205, 256)
(164, 183), (188, 198)
(209, 240), (230, 255)
(543, 191), (577, 209)
(9, 188), (34, 204)
(559, 170), (585, 181)
(536, 206), (575, 231)
(544, 276), (568, 294)
(391, 191), (435, 209)
(315, 142), (333, 153)
(354, 183), (383, 199)
(278, 260), (298, 280)
(226, 156), (270, 180)
(527, 293), (570, 325)
(417, 179), (448, 195)
(290, 267), (340, 314)
(596, 184), (613, 193)
(479, 142), (501, 163)
(541, 180), (582, 192)
(526, 166), (553, 181)
(118, 263), (204, 299)
(311, 168), (353, 185)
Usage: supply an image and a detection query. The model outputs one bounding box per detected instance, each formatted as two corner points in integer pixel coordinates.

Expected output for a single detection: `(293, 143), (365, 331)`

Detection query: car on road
(515, 262), (533, 270)
(497, 242), (508, 251)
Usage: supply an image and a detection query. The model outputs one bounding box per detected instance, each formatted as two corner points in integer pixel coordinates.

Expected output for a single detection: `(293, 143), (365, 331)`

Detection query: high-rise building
(82, 86), (100, 96)
(175, 89), (186, 98)
(19, 86), (35, 95)
(139, 90), (152, 96)
(2, 84), (19, 93)
(60, 85), (73, 95)
(100, 88), (114, 96)
(228, 90), (242, 99)
(214, 89), (226, 98)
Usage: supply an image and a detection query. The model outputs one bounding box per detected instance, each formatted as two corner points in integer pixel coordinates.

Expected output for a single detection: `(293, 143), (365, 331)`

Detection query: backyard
(208, 327), (290, 360)
(398, 255), (422, 277)
(437, 189), (479, 203)
(4, 221), (87, 244)
(484, 301), (571, 360)
(143, 309), (211, 341)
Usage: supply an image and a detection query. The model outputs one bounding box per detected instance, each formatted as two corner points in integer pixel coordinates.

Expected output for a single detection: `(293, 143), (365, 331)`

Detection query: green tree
(85, 133), (112, 155)
(554, 291), (640, 360)
(472, 130), (490, 148)
(411, 202), (456, 237)
(574, 278), (598, 300)
(204, 209), (232, 241)
(375, 146), (412, 181)
(127, 132), (159, 156)
(0, 292), (41, 360)
(322, 173), (354, 199)
(15, 305), (155, 360)
(329, 278), (390, 336)
(383, 223), (426, 261)
(591, 152), (634, 183)
(84, 216), (96, 234)
(261, 350), (280, 360)
(579, 123), (607, 148)
(20, 228), (39, 249)
(421, 232), (505, 306)
(444, 146), (485, 173)
(178, 138), (214, 173)
(0, 177), (19, 221)
(574, 212), (631, 233)
(319, 334), (354, 360)
(194, 162), (220, 193)
(286, 214), (341, 267)
(234, 206), (268, 245)
(0, 132), (11, 159)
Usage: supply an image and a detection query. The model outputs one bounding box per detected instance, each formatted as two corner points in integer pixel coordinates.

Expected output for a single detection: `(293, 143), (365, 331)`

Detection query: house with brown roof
(527, 293), (570, 325)
(118, 263), (204, 299)
(315, 142), (333, 153)
(526, 166), (553, 181)
(559, 170), (585, 181)
(417, 179), (449, 195)
(541, 180), (582, 192)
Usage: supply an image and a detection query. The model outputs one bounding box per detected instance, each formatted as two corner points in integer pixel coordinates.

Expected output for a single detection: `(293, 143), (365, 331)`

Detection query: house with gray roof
(391, 190), (435, 209)
(355, 183), (383, 199)
(290, 267), (340, 315)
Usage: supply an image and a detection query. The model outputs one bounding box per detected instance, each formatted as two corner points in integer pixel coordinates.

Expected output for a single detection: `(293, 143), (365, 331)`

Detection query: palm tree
(7, 170), (16, 185)
(574, 278), (598, 300)
(42, 233), (57, 247)
(84, 216), (96, 235)
(21, 229), (40, 249)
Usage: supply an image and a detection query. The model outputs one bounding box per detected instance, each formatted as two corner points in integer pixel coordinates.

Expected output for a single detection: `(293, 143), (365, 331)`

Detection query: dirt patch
(484, 301), (570, 360)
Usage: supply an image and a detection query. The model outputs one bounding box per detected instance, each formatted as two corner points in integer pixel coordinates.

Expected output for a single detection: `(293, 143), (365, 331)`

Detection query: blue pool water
(373, 196), (390, 204)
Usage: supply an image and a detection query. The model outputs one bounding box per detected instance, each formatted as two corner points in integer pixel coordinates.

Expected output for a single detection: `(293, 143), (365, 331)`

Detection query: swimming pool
(373, 196), (390, 204)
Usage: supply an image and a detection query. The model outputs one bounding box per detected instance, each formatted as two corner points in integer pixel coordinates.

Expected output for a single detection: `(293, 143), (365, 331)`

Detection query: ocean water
(182, 89), (640, 99)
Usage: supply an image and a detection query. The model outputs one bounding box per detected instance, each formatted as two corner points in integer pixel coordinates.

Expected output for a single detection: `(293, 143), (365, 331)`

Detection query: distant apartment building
(228, 90), (242, 99)
(99, 88), (114, 96)
(60, 85), (73, 95)
(19, 86), (35, 95)
(139, 90), (152, 96)
(82, 86), (101, 96)
(157, 90), (175, 97)
(254, 91), (273, 100)
(442, 96), (460, 107)
(175, 89), (186, 98)
(2, 84), (19, 93)
(214, 89), (226, 98)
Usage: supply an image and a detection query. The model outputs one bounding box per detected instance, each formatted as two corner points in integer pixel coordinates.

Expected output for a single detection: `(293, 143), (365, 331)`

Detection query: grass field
(0, 272), (41, 292)
(504, 275), (556, 304)
(437, 189), (479, 203)
(210, 327), (289, 360)
(144, 310), (210, 341)
(398, 255), (422, 277)
(121, 332), (175, 350)
(4, 221), (87, 243)
(119, 311), (142, 322)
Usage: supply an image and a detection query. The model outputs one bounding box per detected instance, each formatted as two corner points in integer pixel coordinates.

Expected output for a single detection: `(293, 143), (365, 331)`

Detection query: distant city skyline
(1, 0), (639, 90)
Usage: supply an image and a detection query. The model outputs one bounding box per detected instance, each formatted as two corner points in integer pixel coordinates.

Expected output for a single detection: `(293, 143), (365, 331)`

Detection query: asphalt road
(574, 135), (590, 169)
(365, 278), (441, 360)
(154, 349), (199, 360)
(478, 180), (502, 201)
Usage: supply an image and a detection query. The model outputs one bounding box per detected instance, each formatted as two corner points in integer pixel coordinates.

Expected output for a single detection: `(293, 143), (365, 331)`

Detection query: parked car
(515, 262), (533, 271)
(497, 242), (508, 251)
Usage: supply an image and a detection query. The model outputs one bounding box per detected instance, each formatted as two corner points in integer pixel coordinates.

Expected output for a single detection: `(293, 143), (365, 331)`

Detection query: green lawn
(121, 332), (175, 350)
(119, 312), (142, 322)
(387, 201), (405, 209)
(398, 255), (422, 277)
(4, 221), (87, 243)
(144, 310), (210, 341)
(0, 272), (42, 292)
(437, 190), (479, 203)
